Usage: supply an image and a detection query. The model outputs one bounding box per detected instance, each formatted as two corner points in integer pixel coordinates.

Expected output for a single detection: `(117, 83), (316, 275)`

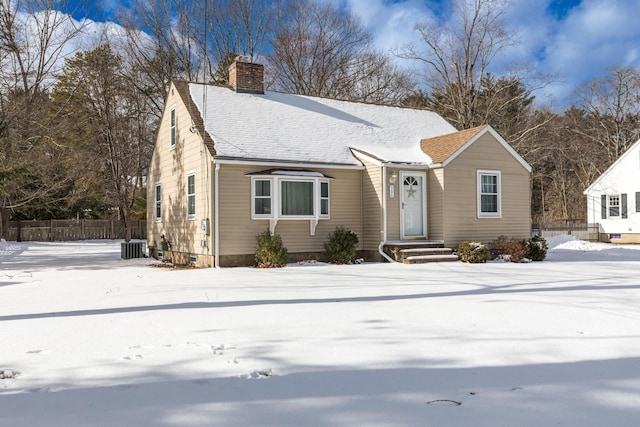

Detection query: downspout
(378, 163), (396, 263)
(214, 162), (221, 268)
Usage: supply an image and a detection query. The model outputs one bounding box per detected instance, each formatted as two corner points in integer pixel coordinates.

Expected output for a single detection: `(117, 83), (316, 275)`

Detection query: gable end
(172, 81), (217, 156)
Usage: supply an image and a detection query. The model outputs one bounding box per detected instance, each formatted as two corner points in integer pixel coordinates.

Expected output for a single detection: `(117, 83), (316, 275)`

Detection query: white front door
(401, 172), (426, 239)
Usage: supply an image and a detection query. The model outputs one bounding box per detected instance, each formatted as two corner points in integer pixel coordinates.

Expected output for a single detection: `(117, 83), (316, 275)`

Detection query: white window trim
(477, 170), (502, 218)
(608, 194), (621, 218)
(251, 176), (330, 221)
(155, 183), (162, 221)
(169, 106), (176, 149)
(252, 177), (274, 219)
(187, 172), (196, 220)
(320, 181), (330, 217)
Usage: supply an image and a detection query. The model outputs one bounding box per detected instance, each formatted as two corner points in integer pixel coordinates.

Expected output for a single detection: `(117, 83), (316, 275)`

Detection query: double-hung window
(253, 179), (272, 216)
(187, 173), (196, 219)
(250, 172), (331, 220)
(608, 195), (620, 217)
(155, 183), (162, 221)
(170, 107), (176, 148)
(477, 170), (501, 218)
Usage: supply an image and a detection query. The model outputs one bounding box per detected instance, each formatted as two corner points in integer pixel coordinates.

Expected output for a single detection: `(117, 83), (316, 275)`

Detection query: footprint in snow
(211, 344), (235, 355)
(245, 369), (279, 379)
(122, 354), (143, 360)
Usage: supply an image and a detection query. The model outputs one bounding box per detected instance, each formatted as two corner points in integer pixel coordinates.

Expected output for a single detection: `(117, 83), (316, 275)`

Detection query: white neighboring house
(584, 139), (640, 243)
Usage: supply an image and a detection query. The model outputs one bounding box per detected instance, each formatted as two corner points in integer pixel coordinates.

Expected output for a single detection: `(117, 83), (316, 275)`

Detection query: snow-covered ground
(1, 236), (640, 426)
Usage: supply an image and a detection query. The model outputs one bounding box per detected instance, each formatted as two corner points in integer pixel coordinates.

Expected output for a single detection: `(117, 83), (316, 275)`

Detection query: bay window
(250, 171), (331, 221)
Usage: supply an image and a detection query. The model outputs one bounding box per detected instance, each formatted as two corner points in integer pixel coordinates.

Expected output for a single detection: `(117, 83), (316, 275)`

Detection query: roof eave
(213, 156), (365, 170)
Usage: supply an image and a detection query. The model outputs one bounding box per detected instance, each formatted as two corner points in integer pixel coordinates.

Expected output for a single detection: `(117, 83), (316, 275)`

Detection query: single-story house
(584, 139), (640, 243)
(147, 58), (532, 267)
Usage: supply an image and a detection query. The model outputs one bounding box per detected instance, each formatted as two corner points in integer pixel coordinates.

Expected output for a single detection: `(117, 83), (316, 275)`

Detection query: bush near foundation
(489, 235), (529, 262)
(255, 231), (288, 268)
(324, 227), (359, 264)
(527, 235), (548, 261)
(457, 241), (489, 263)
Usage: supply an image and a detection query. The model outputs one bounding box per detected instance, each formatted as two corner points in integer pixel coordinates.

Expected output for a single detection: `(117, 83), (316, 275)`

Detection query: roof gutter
(213, 157), (364, 170)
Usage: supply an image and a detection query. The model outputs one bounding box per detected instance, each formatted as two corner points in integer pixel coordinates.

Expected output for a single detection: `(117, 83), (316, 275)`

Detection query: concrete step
(383, 240), (459, 263)
(403, 254), (460, 264)
(400, 247), (454, 257)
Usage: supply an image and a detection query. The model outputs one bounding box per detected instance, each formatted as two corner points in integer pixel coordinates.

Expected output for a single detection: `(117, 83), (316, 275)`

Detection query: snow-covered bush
(489, 235), (528, 262)
(456, 241), (489, 263)
(527, 235), (548, 261)
(255, 231), (288, 268)
(324, 227), (359, 264)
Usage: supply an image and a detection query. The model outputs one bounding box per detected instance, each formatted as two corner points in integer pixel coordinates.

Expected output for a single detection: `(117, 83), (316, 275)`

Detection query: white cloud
(345, 0), (640, 107)
(512, 0), (640, 104)
(346, 0), (437, 54)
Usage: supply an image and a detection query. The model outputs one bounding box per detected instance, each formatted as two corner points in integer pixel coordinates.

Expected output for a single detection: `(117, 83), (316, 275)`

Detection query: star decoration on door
(404, 176), (418, 198)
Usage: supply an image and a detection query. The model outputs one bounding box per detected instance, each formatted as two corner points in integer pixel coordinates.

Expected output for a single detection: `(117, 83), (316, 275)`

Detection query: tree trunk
(121, 206), (132, 242)
(0, 207), (10, 240)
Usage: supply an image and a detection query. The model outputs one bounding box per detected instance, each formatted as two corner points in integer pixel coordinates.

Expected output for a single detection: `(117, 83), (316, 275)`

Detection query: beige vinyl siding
(147, 83), (214, 261)
(385, 168), (401, 241)
(427, 167), (445, 241)
(361, 160), (383, 250)
(442, 132), (530, 247)
(218, 164), (362, 256)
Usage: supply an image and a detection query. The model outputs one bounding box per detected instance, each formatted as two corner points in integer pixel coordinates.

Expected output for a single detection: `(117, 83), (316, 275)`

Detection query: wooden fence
(531, 222), (600, 242)
(5, 219), (147, 242)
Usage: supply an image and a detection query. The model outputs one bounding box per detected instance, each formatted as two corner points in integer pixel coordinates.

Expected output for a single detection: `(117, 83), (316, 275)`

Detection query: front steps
(383, 240), (459, 264)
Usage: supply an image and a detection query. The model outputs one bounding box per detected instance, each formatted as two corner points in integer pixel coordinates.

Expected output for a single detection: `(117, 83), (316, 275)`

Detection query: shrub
(489, 235), (528, 262)
(255, 231), (288, 268)
(527, 235), (548, 261)
(456, 241), (489, 263)
(324, 227), (359, 264)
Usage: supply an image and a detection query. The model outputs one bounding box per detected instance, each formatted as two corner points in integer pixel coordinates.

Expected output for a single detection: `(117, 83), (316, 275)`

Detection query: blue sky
(60, 0), (640, 108)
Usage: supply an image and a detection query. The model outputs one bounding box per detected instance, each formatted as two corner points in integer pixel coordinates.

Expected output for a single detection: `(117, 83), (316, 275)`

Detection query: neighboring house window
(477, 170), (501, 217)
(187, 173), (196, 219)
(170, 107), (176, 148)
(602, 194), (628, 219)
(608, 195), (620, 218)
(155, 183), (162, 221)
(251, 175), (330, 219)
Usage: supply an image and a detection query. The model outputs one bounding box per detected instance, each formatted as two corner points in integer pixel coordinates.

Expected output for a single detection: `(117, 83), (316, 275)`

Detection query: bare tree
(572, 66), (640, 164)
(117, 0), (277, 119)
(268, 0), (414, 104)
(116, 0), (204, 120)
(0, 0), (87, 237)
(399, 0), (517, 129)
(207, 0), (275, 83)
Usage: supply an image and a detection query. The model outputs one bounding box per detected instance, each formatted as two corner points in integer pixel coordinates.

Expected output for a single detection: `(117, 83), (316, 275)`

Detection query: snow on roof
(188, 83), (457, 166)
(584, 138), (640, 194)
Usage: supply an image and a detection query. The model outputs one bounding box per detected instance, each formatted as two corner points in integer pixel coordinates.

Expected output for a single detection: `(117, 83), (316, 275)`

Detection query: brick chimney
(228, 57), (264, 94)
